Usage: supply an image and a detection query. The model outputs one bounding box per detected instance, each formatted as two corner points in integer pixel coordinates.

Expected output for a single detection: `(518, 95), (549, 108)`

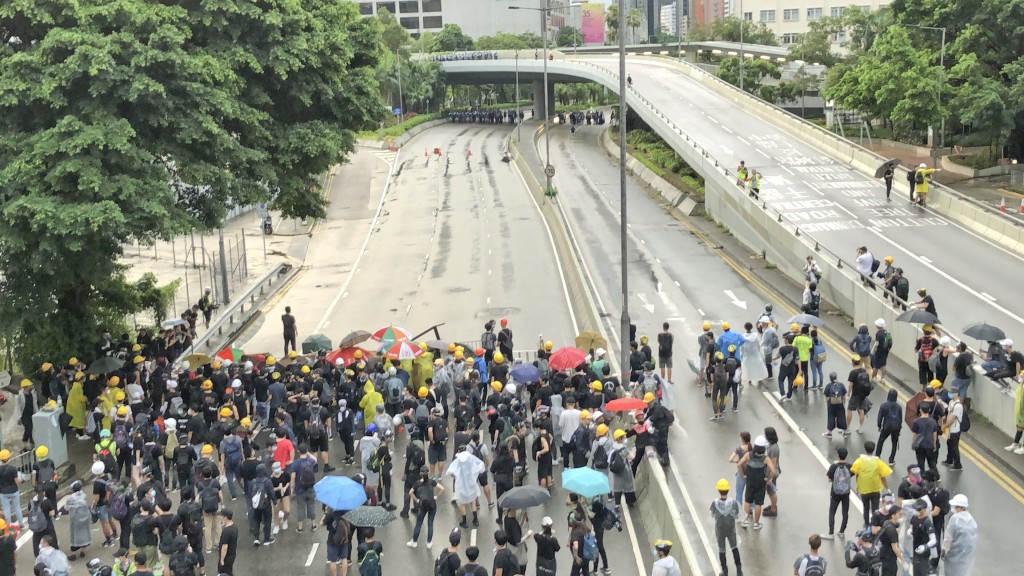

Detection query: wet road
(540, 122), (1017, 574)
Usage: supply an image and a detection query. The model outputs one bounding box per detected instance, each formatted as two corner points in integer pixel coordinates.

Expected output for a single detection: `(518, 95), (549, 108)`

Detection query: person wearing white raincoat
(447, 446), (486, 528)
(741, 325), (769, 387)
(942, 494), (976, 576)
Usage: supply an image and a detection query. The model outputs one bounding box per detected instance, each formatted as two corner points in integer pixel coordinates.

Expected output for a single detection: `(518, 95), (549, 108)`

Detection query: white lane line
(981, 292), (997, 301)
(315, 150), (398, 333)
(619, 496), (648, 576)
(323, 321), (330, 329)
(723, 127), (734, 134)
(697, 308), (705, 316)
(761, 390), (864, 514)
(738, 137), (751, 145)
(919, 256), (932, 264)
(305, 543), (319, 566)
(655, 257), (661, 263)
(674, 280), (681, 287)
(708, 116), (719, 124)
(487, 297), (491, 304)
(757, 150), (770, 159)
(470, 528), (478, 547)
(670, 455), (721, 574)
(780, 165), (795, 175)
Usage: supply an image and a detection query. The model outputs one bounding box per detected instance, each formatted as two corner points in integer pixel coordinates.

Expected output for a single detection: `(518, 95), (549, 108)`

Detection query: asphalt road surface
(537, 122), (1015, 574)
(581, 56), (1024, 350)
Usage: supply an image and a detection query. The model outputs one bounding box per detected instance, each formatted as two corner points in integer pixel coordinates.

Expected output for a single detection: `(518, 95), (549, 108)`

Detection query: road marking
(738, 137), (750, 145)
(674, 280), (681, 287)
(981, 292), (996, 301)
(655, 257), (661, 263)
(780, 165), (795, 175)
(619, 495), (650, 576)
(323, 321), (330, 329)
(697, 308), (705, 316)
(723, 127), (734, 134)
(669, 455), (722, 573)
(305, 543), (319, 566)
(488, 268), (492, 276)
(756, 150), (771, 159)
(487, 297), (491, 304)
(470, 528), (478, 547)
(707, 116), (719, 124)
(919, 256), (932, 264)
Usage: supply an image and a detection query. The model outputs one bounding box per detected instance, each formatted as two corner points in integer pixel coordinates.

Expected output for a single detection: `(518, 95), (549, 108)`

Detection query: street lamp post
(509, 1), (554, 190)
(738, 0), (744, 92)
(617, 0), (630, 378)
(515, 49), (521, 142)
(909, 24), (947, 149)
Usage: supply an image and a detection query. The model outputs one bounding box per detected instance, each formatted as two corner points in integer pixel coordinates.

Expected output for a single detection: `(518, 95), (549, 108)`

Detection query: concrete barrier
(599, 130), (702, 215)
(635, 453), (698, 576)
(356, 118), (448, 150)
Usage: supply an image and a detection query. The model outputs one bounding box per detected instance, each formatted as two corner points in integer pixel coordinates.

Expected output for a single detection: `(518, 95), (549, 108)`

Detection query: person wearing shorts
(325, 509), (351, 576)
(657, 322), (674, 383)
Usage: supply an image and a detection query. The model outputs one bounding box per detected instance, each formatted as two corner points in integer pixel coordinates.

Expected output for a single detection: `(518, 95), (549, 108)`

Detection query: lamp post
(617, 0), (630, 379)
(908, 24), (947, 148)
(738, 0), (744, 91)
(515, 49), (521, 142)
(509, 1), (554, 190)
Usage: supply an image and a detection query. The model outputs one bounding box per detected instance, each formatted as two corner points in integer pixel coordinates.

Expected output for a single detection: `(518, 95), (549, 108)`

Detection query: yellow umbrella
(182, 353), (212, 367)
(575, 331), (607, 352)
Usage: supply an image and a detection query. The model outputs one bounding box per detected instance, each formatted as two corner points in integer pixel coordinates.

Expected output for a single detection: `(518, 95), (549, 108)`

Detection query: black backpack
(431, 419), (448, 443)
(199, 479), (220, 513)
(957, 400), (972, 432)
(592, 442), (609, 470)
(297, 457), (317, 490)
(915, 170), (925, 185)
(609, 449), (626, 474)
(307, 409), (325, 440)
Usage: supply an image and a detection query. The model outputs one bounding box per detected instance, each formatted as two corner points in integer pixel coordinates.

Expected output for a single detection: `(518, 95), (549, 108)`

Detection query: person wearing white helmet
(941, 494), (976, 576)
(870, 319), (892, 383)
(912, 162), (940, 206)
(90, 460), (117, 548)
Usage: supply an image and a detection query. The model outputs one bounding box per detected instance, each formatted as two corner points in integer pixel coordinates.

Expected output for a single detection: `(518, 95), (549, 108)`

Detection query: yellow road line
(647, 184), (1024, 506)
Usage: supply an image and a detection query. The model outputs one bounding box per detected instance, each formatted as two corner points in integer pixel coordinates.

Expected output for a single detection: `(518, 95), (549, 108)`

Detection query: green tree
(716, 56), (781, 94)
(475, 32), (543, 50)
(557, 26), (583, 48)
(689, 17), (779, 46)
(376, 7), (410, 54)
(605, 3), (619, 43)
(435, 23), (474, 52)
(843, 5), (892, 54)
(950, 53), (1013, 152)
(787, 16), (843, 67)
(626, 8), (643, 44)
(0, 0), (385, 368)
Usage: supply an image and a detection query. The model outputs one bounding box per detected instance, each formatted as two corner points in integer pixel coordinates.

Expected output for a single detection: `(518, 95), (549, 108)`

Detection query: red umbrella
(548, 347), (586, 372)
(603, 397), (649, 412)
(325, 347), (371, 366)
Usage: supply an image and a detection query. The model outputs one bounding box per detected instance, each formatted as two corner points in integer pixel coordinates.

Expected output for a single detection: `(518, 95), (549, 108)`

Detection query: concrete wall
(356, 118), (448, 150)
(599, 130), (703, 216)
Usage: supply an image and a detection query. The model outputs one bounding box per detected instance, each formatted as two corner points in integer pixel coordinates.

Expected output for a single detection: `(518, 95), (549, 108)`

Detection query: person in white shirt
(943, 388), (966, 470)
(558, 396), (582, 465)
(855, 247), (876, 289)
(651, 539), (681, 576)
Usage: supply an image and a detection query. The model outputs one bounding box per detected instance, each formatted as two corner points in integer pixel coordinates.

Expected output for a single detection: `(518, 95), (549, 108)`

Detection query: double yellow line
(647, 184), (1024, 507)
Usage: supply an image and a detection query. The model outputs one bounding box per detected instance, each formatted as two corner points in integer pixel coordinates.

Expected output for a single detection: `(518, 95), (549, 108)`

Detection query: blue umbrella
(561, 467), (611, 498)
(510, 363), (541, 382)
(313, 475), (367, 511)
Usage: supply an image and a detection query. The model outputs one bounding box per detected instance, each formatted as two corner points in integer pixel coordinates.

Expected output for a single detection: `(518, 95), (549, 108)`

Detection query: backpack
(609, 448), (626, 474)
(176, 446), (193, 468)
(825, 382), (844, 405)
(223, 436), (243, 466)
(498, 417), (514, 444)
(164, 433), (179, 460)
(307, 409), (325, 440)
(28, 499), (48, 532)
(435, 549), (456, 576)
(808, 291), (821, 312)
(159, 517), (179, 554)
(199, 479), (220, 513)
(724, 357), (739, 379)
(359, 546), (381, 576)
(915, 170), (924, 185)
(713, 364), (728, 386)
(781, 351), (795, 367)
(592, 442), (609, 470)
(178, 501), (202, 537)
(406, 443), (426, 475)
(581, 532), (598, 561)
(895, 276), (909, 295)
(953, 400), (971, 432)
(431, 419), (448, 444)
(368, 447), (383, 473)
(599, 505), (619, 531)
(251, 478), (271, 510)
(641, 373), (660, 395)
(297, 457), (317, 490)
(109, 487), (130, 521)
(883, 403), (901, 431)
(855, 370), (873, 396)
(832, 464), (852, 495)
(415, 401), (430, 428)
(387, 378), (403, 404)
(112, 421), (130, 450)
(800, 554), (826, 576)
(853, 334), (872, 356)
(481, 332), (497, 352)
(878, 331), (893, 354)
(35, 459), (56, 489)
(870, 258), (881, 273)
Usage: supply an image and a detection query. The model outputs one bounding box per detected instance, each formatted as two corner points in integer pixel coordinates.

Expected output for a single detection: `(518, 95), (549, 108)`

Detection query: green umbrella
(302, 334), (332, 354)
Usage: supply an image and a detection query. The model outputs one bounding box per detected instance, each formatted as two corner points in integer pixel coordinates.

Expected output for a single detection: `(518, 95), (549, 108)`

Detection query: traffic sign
(544, 164), (556, 178)
(393, 107), (402, 116)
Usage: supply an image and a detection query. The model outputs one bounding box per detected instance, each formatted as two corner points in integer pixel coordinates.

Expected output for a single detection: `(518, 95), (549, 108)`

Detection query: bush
(950, 149), (1001, 170)
(616, 128), (706, 201)
(355, 112), (444, 140)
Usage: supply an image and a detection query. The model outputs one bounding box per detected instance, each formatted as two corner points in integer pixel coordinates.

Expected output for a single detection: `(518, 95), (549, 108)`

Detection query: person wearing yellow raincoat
(412, 344), (435, 391)
(359, 380), (384, 428)
(66, 373), (89, 436)
(98, 377), (121, 429)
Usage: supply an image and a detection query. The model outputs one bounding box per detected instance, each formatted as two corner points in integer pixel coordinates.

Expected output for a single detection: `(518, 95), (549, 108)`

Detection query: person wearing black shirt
(0, 518), (15, 576)
(657, 323), (674, 383)
(776, 342), (799, 401)
(325, 509), (353, 576)
(923, 469), (950, 573)
(132, 501), (159, 569)
(491, 530), (518, 576)
(877, 507), (907, 576)
(168, 534), (201, 576)
(218, 509), (239, 575)
(133, 551), (156, 576)
(914, 289), (937, 317)
(910, 405), (939, 472)
(29, 486), (58, 556)
(0, 454), (23, 528)
(456, 545), (488, 576)
(281, 306), (297, 356)
(533, 517), (560, 576)
(909, 500), (936, 576)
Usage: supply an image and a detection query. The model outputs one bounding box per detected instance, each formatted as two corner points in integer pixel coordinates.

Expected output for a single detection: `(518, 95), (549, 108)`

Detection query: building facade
(357, 0), (570, 39)
(731, 0), (886, 44)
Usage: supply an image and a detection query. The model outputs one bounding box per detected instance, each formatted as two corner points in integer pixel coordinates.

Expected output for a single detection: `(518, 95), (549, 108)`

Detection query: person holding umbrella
(883, 166), (894, 200)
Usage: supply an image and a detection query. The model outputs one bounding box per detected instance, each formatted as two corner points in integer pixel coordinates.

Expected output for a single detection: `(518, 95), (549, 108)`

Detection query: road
(538, 121), (1016, 574)
(581, 56), (1024, 350)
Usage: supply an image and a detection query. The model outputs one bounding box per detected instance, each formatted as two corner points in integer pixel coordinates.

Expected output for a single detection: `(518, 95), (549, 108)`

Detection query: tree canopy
(0, 0), (386, 367)
(475, 31), (543, 51)
(689, 17), (780, 46)
(434, 23), (474, 52)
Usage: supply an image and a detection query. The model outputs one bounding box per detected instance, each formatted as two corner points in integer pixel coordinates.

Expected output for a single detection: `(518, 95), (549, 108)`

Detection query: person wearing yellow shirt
(913, 163), (941, 206)
(850, 440), (893, 526)
(792, 327), (815, 390)
(359, 380), (384, 429)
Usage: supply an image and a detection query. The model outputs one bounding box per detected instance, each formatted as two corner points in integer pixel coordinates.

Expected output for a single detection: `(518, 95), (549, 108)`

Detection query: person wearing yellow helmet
(17, 377), (39, 444)
(489, 350), (509, 387)
(0, 448), (25, 528)
(711, 476), (743, 574)
(33, 445), (59, 505)
(653, 539), (679, 571)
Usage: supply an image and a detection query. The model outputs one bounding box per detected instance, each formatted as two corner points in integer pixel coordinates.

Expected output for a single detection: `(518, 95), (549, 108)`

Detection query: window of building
(400, 16), (419, 29)
(359, 2), (373, 15)
(760, 10), (776, 22)
(743, 11), (752, 20)
(376, 2), (396, 15)
(399, 1), (419, 14)
(422, 15), (443, 29)
(860, 5), (871, 11)
(807, 7), (822, 20)
(830, 6), (844, 17)
(783, 8), (799, 21)
(835, 31), (848, 43)
(782, 32), (799, 44)
(422, 0), (442, 11)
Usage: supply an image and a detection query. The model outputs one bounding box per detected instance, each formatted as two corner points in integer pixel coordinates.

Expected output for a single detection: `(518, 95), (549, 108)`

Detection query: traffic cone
(999, 197), (1007, 212)
(1019, 198), (1024, 213)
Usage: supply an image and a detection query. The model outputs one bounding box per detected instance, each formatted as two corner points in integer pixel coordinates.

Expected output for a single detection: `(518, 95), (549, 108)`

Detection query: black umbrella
(86, 356), (122, 375)
(895, 309), (940, 325)
(497, 485), (552, 509)
(962, 322), (1005, 342)
(787, 314), (824, 327)
(343, 505), (396, 527)
(874, 158), (902, 179)
(424, 340), (449, 352)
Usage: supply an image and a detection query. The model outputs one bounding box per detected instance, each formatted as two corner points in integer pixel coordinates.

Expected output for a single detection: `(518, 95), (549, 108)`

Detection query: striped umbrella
(384, 340), (424, 360)
(371, 324), (412, 344)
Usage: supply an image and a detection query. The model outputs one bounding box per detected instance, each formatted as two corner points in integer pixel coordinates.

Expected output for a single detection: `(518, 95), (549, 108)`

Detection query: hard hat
(107, 376), (119, 386)
(722, 321), (731, 330)
(613, 429), (626, 440)
(75, 371), (84, 380)
(219, 407), (232, 417)
(456, 346), (464, 353)
(114, 390), (125, 402)
(918, 163), (927, 168)
(491, 381), (502, 393)
(639, 335), (649, 345)
(0, 519), (7, 531)
(493, 352), (505, 364)
(643, 392), (655, 403)
(117, 406), (129, 416)
(91, 461), (106, 475)
(165, 418), (177, 430)
(354, 350), (363, 359)
(448, 343), (456, 352)
(266, 355), (276, 366)
(544, 340), (553, 351)
(201, 444), (214, 455)
(133, 355), (144, 364)
(244, 360), (254, 370)
(68, 357), (78, 366)
(45, 400), (58, 410)
(271, 371), (281, 380)
(654, 539), (673, 552)
(500, 318), (508, 327)
(100, 429), (111, 438)
(506, 383), (517, 395)
(35, 446), (49, 459)
(949, 494), (969, 508)
(580, 410), (591, 420)
(702, 321), (711, 331)
(875, 318), (886, 328)
(387, 366), (397, 376)
(475, 348), (484, 357)
(0, 450), (9, 461)
(231, 379), (242, 389)
(715, 351), (725, 360)
(884, 256), (893, 263)
(851, 354), (862, 363)
(288, 351), (298, 358)
(728, 344), (736, 352)
(240, 417), (252, 428)
(754, 435), (769, 448)
(418, 387), (428, 398)
(454, 351), (464, 360)
(202, 380), (213, 390)
(794, 374), (805, 387)
(596, 348), (606, 357)
(434, 359), (444, 366)
(790, 323), (800, 332)
(335, 358), (345, 366)
(590, 380), (604, 392)
(366, 423), (378, 434)
(596, 424), (609, 437)
(922, 324), (933, 332)
(716, 478), (730, 492)
(301, 365), (311, 374)
(41, 362), (53, 372)
(929, 379), (942, 389)
(392, 414), (403, 427)
(20, 378), (32, 388)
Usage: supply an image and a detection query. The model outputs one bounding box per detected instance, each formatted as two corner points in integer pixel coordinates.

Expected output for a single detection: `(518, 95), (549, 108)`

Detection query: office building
(357, 0), (570, 39)
(734, 1), (886, 44)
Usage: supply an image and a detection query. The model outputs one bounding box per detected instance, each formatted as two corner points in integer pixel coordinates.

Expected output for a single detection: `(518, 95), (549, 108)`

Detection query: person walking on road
(905, 168), (916, 203)
(911, 404), (940, 472)
(533, 516), (560, 576)
(609, 429), (636, 508)
(657, 322), (674, 383)
(793, 534), (827, 576)
(218, 508), (238, 576)
(711, 479), (743, 576)
(738, 435), (775, 530)
(447, 445), (486, 529)
(741, 323), (768, 394)
(851, 441), (892, 526)
(879, 505), (909, 576)
(651, 539), (682, 576)
(846, 356), (871, 433)
(823, 447), (853, 540)
(822, 372), (848, 437)
(407, 466), (443, 549)
(941, 494), (976, 576)
(281, 306), (297, 357)
(876, 389), (902, 465)
(871, 319), (893, 383)
(909, 500), (937, 576)
(883, 167), (894, 200)
(763, 427), (781, 518)
(942, 388), (966, 470)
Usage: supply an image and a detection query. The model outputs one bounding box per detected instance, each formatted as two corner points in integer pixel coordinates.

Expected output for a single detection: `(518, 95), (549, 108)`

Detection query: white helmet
(244, 360), (254, 370)
(918, 163), (927, 168)
(335, 358), (344, 366)
(506, 383), (517, 395)
(949, 494), (969, 509)
(388, 366), (397, 376)
(164, 418), (177, 430)
(392, 414), (403, 427)
(754, 435), (769, 448)
(91, 461), (106, 476)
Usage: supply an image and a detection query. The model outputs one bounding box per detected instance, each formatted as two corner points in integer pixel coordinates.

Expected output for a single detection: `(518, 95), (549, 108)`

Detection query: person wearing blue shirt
(717, 323), (746, 363)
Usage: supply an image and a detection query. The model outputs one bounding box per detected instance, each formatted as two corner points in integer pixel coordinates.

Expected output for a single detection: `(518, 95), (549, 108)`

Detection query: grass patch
(356, 113), (444, 140)
(611, 128), (705, 201)
(950, 149), (1001, 170)
(764, 262), (778, 270)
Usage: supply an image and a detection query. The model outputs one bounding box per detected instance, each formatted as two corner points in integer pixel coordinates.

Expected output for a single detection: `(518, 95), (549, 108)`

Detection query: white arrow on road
(719, 145), (734, 156)
(723, 290), (747, 310)
(636, 293), (656, 314)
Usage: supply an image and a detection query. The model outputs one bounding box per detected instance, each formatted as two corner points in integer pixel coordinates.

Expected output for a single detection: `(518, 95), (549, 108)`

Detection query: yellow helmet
(241, 417), (252, 428)
(288, 351), (298, 358)
(301, 365), (311, 374)
(354, 350), (364, 359)
(590, 380), (604, 392)
(117, 406), (129, 416)
(884, 256), (894, 263)
(41, 362), (53, 372)
(68, 357), (79, 366)
(114, 391), (126, 402)
(35, 446), (49, 459)
(19, 378), (32, 388)
(455, 346), (464, 353)
(202, 380), (213, 390)
(45, 400), (58, 410)
(544, 340), (553, 351)
(702, 321), (711, 331)
(716, 478), (730, 492)
(596, 424), (609, 437)
(271, 371), (281, 380)
(654, 539), (673, 551)
(722, 321), (731, 331)
(454, 351), (464, 360)
(266, 355), (276, 366)
(418, 387), (429, 398)
(448, 343), (456, 352)
(613, 429), (626, 440)
(0, 449), (10, 461)
(493, 352), (505, 364)
(107, 376), (120, 386)
(491, 381), (502, 393)
(851, 355), (862, 364)
(929, 379), (942, 389)
(581, 410), (591, 420)
(133, 355), (145, 364)
(211, 360), (222, 369)
(0, 518), (7, 532)
(132, 343), (142, 352)
(643, 392), (656, 403)
(794, 374), (805, 387)
(74, 371), (85, 381)
(790, 323), (800, 332)
(219, 407), (232, 418)
(640, 335), (649, 345)
(201, 444), (214, 455)
(715, 351), (725, 360)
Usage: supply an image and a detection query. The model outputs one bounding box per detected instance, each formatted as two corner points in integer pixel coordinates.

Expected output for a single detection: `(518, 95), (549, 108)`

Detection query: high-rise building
(732, 0), (887, 45)
(357, 0), (570, 39)
(660, 3), (678, 36)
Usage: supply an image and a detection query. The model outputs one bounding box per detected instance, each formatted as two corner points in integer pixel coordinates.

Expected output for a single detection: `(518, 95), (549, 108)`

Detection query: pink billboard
(581, 3), (605, 44)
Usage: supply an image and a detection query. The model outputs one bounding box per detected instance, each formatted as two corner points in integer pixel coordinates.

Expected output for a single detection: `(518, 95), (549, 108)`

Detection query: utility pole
(618, 0), (631, 381)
